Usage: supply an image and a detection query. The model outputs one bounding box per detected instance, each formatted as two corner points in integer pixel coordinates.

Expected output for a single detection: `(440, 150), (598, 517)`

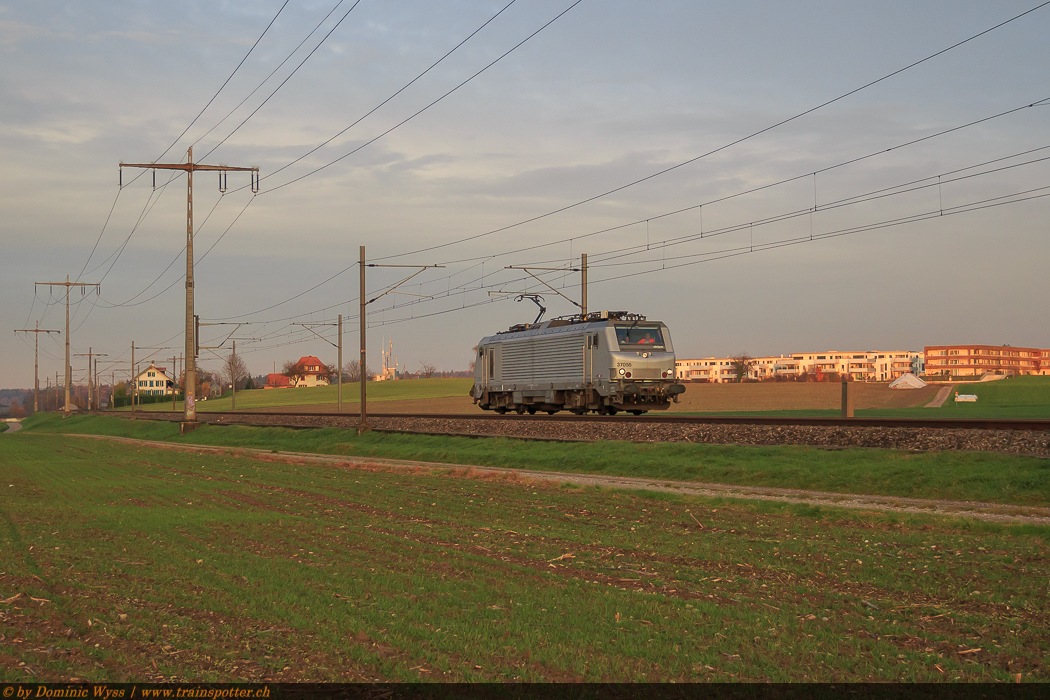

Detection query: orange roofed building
(290, 356), (330, 388)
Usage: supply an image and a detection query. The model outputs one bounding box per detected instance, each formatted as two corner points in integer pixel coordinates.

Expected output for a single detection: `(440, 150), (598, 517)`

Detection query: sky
(2, 0), (1049, 390)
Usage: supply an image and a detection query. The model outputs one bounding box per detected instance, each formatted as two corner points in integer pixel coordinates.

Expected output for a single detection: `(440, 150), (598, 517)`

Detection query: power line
(260, 0), (520, 185)
(258, 0), (586, 193)
(158, 0), (291, 162)
(188, 0), (348, 152)
(200, 0), (364, 161)
(368, 1), (1050, 263)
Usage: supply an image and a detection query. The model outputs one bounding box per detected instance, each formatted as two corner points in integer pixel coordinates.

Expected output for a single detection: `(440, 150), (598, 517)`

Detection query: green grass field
(2, 432), (1047, 682)
(123, 377), (473, 413)
(20, 413), (1050, 507)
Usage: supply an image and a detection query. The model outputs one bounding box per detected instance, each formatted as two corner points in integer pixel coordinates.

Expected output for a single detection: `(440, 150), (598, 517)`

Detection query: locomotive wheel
(607, 408), (618, 416)
(495, 407), (507, 415)
(630, 410), (646, 416)
(546, 410), (557, 415)
(596, 406), (609, 416)
(527, 407), (537, 415)
(516, 406), (526, 415)
(571, 408), (586, 416)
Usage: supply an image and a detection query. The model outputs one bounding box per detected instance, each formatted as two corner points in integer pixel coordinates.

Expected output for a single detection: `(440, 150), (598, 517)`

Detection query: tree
(731, 353), (755, 383)
(341, 360), (372, 383)
(282, 360), (306, 387)
(243, 375), (255, 390)
(419, 361), (437, 379)
(9, 399), (25, 418)
(325, 364), (338, 384)
(468, 345), (478, 373)
(222, 351), (249, 390)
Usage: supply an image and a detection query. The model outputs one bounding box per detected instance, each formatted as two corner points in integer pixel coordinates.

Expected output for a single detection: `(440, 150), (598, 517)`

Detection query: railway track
(113, 409), (1050, 432)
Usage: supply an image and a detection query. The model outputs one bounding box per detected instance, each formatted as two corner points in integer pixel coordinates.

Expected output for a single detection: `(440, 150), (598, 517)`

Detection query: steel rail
(119, 409), (1050, 432)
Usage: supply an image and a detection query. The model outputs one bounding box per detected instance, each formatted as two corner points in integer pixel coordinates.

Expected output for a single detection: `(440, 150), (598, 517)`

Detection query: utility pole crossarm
(120, 162), (258, 172)
(119, 147), (260, 430)
(34, 277), (101, 414)
(15, 325), (62, 413)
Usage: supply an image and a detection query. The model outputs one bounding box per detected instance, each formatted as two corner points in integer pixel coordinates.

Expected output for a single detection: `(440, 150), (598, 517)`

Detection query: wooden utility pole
(172, 355), (179, 411)
(130, 342), (136, 415)
(14, 322), (61, 412)
(581, 253), (588, 317)
(338, 315), (343, 412)
(34, 277), (101, 414)
(358, 246), (444, 433)
(120, 148), (258, 433)
(231, 340), (236, 410)
(292, 319), (342, 411)
(360, 246), (367, 433)
(74, 348), (106, 410)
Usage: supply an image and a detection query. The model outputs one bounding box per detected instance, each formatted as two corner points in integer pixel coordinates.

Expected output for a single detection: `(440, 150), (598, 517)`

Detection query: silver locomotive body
(473, 311), (686, 415)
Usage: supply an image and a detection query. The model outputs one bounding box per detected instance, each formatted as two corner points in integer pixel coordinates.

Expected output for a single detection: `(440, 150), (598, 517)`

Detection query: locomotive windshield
(615, 325), (665, 349)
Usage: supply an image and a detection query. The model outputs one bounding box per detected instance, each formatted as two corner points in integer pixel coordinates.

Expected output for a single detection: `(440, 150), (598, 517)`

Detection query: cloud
(0, 19), (69, 45)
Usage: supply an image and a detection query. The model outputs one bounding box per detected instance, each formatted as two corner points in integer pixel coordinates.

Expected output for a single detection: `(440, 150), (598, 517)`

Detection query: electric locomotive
(472, 310), (685, 415)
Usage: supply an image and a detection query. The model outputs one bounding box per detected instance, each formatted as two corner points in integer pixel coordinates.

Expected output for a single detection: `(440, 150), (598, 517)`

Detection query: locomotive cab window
(615, 325), (664, 349)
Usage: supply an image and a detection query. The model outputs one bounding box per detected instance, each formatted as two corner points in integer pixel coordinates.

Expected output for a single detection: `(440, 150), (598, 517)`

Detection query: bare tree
(282, 360), (305, 387)
(222, 352), (249, 390)
(341, 360), (373, 383)
(731, 353), (755, 383)
(468, 345), (478, 373)
(419, 361), (437, 379)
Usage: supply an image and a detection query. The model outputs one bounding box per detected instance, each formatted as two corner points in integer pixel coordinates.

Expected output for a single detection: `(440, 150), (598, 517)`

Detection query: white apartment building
(676, 351), (923, 383)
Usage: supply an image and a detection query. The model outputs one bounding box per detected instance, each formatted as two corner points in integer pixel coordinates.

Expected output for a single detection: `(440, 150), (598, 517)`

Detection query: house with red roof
(289, 356), (330, 388)
(264, 373), (291, 389)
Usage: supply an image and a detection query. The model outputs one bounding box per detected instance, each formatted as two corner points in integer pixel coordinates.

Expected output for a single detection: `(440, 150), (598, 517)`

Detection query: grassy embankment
(1, 433), (1047, 682)
(122, 377), (473, 413)
(20, 412), (1050, 507)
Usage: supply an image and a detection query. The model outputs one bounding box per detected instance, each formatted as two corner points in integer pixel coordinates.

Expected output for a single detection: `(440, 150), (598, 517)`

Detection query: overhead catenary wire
(366, 2), (1050, 263)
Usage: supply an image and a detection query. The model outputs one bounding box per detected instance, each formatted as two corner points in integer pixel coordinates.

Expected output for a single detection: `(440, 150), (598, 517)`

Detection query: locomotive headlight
(618, 368), (626, 375)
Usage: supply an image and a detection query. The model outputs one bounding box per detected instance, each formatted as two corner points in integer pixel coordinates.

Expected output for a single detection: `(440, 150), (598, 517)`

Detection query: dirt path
(925, 384), (955, 408)
(56, 432), (1050, 526)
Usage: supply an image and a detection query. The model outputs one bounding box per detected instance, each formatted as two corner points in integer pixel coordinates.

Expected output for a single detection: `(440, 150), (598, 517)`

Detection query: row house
(924, 345), (1049, 377)
(675, 350), (922, 383)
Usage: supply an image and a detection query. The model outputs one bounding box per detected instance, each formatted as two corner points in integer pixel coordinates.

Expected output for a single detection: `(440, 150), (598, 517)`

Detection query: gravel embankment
(124, 411), (1050, 457)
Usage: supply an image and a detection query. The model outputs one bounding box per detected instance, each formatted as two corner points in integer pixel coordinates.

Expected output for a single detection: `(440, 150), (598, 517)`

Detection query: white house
(135, 362), (173, 396)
